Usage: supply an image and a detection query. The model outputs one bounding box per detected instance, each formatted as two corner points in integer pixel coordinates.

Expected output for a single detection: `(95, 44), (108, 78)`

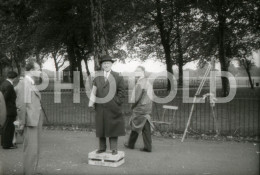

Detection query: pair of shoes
(124, 143), (134, 149)
(140, 148), (151, 152)
(112, 150), (118, 155)
(96, 149), (106, 154)
(2, 145), (18, 149)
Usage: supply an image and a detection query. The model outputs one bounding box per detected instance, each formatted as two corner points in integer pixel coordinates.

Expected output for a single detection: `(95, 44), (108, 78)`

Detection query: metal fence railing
(41, 90), (260, 137)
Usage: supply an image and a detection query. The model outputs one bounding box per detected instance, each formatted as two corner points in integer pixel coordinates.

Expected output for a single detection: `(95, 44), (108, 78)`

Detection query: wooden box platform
(88, 150), (125, 167)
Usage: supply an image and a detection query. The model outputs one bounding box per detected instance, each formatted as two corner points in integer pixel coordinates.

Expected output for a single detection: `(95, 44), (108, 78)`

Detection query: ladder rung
(162, 105), (178, 110)
(152, 121), (171, 125)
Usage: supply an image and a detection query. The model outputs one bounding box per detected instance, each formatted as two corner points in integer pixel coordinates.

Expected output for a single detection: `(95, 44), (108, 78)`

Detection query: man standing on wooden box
(16, 60), (43, 175)
(89, 55), (125, 155)
(124, 66), (154, 152)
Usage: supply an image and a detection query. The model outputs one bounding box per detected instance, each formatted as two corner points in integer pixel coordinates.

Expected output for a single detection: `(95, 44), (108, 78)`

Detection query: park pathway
(0, 130), (259, 175)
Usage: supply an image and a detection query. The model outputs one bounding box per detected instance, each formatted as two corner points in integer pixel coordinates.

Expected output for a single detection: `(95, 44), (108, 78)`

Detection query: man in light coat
(16, 60), (43, 175)
(124, 66), (154, 152)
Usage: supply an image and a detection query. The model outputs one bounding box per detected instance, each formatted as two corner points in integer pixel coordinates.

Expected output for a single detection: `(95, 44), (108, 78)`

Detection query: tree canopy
(0, 0), (259, 93)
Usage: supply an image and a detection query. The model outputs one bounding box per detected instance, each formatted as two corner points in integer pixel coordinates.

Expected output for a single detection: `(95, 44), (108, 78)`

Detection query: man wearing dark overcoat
(0, 71), (19, 149)
(89, 55), (125, 155)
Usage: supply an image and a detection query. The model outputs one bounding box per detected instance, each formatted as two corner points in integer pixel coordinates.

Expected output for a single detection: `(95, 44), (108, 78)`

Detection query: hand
(89, 105), (95, 112)
(19, 124), (25, 131)
(131, 104), (136, 110)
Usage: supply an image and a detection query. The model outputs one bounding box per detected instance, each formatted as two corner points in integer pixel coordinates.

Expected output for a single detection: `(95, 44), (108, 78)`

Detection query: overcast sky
(43, 50), (260, 73)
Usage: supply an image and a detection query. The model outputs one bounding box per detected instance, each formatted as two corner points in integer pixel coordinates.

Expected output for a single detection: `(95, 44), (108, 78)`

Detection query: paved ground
(0, 130), (259, 175)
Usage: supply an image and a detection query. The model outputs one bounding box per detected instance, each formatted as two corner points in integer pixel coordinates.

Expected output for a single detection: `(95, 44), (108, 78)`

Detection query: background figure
(124, 66), (153, 152)
(0, 90), (6, 132)
(0, 71), (19, 149)
(89, 55), (125, 155)
(16, 61), (43, 175)
(13, 76), (25, 145)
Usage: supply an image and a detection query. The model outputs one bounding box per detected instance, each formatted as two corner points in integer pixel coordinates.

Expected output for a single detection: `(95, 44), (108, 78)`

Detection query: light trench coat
(16, 76), (43, 127)
(129, 76), (154, 133)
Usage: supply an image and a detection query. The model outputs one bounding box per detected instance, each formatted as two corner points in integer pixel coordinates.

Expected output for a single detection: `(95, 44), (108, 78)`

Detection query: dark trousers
(99, 137), (118, 151)
(128, 121), (152, 151)
(1, 116), (16, 148)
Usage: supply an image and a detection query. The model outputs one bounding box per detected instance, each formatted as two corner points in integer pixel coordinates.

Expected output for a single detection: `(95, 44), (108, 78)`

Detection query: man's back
(0, 80), (17, 117)
(15, 77), (24, 123)
(0, 91), (6, 126)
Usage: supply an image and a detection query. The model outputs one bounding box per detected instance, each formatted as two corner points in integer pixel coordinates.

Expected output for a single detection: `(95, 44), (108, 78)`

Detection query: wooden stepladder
(88, 150), (125, 167)
(181, 58), (218, 142)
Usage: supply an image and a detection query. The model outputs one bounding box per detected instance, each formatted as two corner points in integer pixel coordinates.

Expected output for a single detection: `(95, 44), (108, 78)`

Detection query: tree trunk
(76, 58), (85, 88)
(218, 1), (229, 97)
(52, 55), (59, 81)
(90, 0), (108, 71)
(155, 0), (173, 91)
(13, 54), (21, 75)
(245, 68), (254, 89)
(74, 48), (87, 88)
(52, 53), (59, 71)
(54, 60), (59, 71)
(176, 18), (183, 87)
(83, 57), (92, 88)
(164, 44), (173, 91)
(83, 58), (91, 76)
(0, 67), (2, 76)
(35, 52), (44, 70)
(66, 43), (77, 83)
(14, 61), (21, 75)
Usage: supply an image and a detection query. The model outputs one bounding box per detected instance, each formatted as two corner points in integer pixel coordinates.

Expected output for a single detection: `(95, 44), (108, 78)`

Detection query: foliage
(0, 0), (259, 92)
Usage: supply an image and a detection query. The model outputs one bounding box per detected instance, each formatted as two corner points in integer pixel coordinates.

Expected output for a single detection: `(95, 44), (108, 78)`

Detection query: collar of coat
(98, 71), (117, 88)
(6, 79), (13, 86)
